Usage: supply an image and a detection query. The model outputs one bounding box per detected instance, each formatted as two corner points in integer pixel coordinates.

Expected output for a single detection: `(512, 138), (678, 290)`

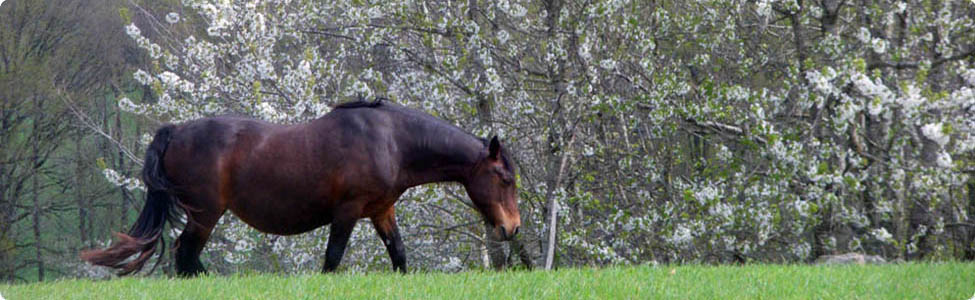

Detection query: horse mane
(332, 96), (514, 171)
(333, 96), (385, 109)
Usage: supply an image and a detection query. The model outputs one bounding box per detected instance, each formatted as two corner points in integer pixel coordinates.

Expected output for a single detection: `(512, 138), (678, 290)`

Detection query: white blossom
(906, 242), (918, 254)
(895, 2), (907, 14)
(234, 239), (253, 252)
(871, 228), (893, 243)
(102, 168), (145, 191)
(962, 68), (975, 86)
(140, 133), (154, 146)
(921, 122), (949, 147)
(936, 151), (953, 168)
(125, 23), (141, 39)
(852, 73), (894, 115)
(166, 12), (180, 24)
(794, 200), (810, 217)
(670, 224), (693, 246)
(899, 83), (924, 110)
(857, 27), (871, 43)
(717, 144), (732, 161)
(792, 242), (811, 259)
(133, 69), (152, 85)
(709, 202), (733, 222)
(484, 67), (503, 94)
(958, 136), (975, 153)
(506, 2), (527, 18)
(694, 184), (721, 205)
(756, 0), (772, 18)
(442, 256), (463, 272)
(871, 38), (888, 54)
(117, 97), (144, 114)
(496, 30), (510, 45)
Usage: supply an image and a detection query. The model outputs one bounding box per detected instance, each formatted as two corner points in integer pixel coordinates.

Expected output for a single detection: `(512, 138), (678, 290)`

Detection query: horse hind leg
(174, 205), (225, 277)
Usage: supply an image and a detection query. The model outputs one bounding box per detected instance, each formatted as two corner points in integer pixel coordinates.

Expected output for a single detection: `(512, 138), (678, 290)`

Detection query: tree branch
(868, 46), (975, 70)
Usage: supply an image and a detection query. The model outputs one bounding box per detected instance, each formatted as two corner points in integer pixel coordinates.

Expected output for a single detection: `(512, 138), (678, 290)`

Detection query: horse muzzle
(496, 224), (521, 241)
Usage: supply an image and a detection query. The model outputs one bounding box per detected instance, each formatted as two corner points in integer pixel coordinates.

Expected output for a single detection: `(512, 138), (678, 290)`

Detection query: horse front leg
(370, 207), (406, 273)
(322, 214), (357, 273)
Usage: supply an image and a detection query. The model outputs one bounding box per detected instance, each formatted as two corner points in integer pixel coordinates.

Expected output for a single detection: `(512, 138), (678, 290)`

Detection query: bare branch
(868, 46), (975, 70)
(57, 89), (144, 166)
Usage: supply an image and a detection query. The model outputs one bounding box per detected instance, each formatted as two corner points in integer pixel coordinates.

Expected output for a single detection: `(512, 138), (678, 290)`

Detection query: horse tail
(81, 125), (180, 275)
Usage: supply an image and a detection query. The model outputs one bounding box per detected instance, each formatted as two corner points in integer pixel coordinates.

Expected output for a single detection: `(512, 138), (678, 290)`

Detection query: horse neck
(397, 124), (483, 188)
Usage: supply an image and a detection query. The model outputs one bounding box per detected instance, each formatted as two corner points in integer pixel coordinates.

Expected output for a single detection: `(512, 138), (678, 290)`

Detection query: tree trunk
(544, 130), (576, 270)
(75, 133), (89, 248)
(32, 96), (44, 281)
(966, 181), (975, 260)
(114, 100), (132, 226)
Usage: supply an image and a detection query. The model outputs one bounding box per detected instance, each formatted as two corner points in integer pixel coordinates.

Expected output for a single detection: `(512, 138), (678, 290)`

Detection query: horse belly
(220, 122), (362, 235)
(227, 193), (333, 235)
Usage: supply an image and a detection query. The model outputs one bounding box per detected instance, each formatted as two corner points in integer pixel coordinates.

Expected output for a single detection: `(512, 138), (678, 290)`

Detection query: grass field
(2, 263), (973, 299)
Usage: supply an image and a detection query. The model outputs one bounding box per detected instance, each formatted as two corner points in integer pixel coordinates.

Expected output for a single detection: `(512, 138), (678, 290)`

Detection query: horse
(81, 99), (521, 276)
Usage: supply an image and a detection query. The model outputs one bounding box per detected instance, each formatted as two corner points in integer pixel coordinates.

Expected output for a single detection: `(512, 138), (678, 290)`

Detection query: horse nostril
(498, 225), (507, 240)
(513, 226), (520, 236)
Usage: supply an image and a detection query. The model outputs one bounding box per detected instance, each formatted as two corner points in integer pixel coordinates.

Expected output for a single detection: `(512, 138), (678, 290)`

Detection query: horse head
(464, 136), (521, 241)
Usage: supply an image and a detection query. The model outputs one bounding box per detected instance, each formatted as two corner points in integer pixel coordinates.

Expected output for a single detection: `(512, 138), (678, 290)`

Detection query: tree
(0, 0), (145, 281)
(2, 0), (973, 280)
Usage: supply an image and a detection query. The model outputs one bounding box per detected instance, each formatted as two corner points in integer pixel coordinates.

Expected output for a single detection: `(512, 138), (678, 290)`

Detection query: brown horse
(81, 99), (521, 276)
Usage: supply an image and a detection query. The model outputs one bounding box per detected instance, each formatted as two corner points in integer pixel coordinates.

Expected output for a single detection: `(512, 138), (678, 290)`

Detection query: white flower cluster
(805, 68), (839, 107)
(496, 29), (510, 45)
(133, 69), (152, 85)
(101, 168), (144, 191)
(497, 0), (527, 18)
(898, 83), (924, 112)
(166, 12), (180, 24)
(694, 184), (722, 205)
(851, 73), (894, 116)
(922, 123), (949, 147)
(871, 227), (893, 243)
(708, 202), (734, 225)
(756, 0), (772, 18)
(962, 68), (975, 86)
(936, 151), (953, 169)
(158, 71), (195, 93)
(670, 224), (693, 246)
(791, 242), (811, 259)
(856, 26), (889, 54)
(599, 59), (617, 70)
(125, 23), (140, 40)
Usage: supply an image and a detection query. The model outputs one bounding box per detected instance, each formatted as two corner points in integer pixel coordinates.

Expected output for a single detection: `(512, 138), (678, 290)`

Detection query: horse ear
(488, 135), (501, 159)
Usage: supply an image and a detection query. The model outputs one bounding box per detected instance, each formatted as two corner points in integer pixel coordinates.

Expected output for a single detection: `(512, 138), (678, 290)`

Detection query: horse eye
(493, 169), (513, 185)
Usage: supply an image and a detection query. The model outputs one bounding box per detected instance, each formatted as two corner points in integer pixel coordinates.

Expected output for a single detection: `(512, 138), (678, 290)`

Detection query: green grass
(2, 263), (973, 299)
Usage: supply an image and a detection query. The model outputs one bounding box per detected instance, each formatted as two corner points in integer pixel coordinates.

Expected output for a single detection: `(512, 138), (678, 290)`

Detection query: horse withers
(81, 99), (521, 276)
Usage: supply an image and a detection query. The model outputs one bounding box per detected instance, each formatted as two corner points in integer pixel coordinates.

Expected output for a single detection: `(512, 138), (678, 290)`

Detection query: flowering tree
(92, 0), (975, 275)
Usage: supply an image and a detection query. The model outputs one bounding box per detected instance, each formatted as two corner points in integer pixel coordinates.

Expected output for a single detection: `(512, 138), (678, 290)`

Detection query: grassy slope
(2, 263), (973, 299)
